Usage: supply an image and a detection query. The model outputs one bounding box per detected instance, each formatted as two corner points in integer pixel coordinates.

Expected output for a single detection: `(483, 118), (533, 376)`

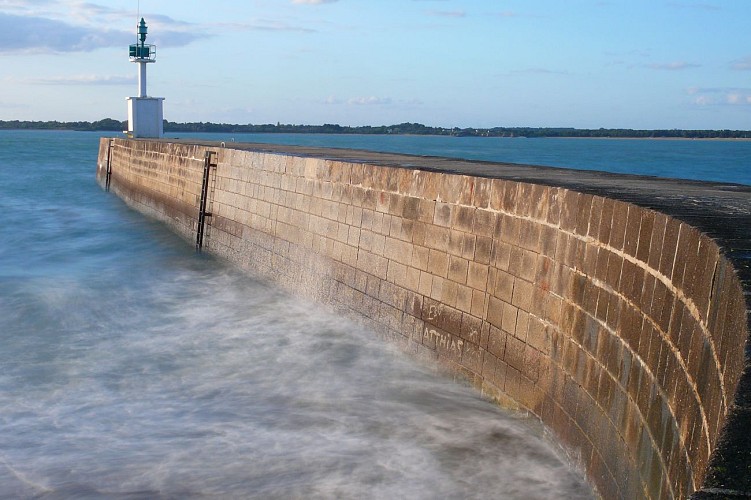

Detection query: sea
(1, 130), (749, 499)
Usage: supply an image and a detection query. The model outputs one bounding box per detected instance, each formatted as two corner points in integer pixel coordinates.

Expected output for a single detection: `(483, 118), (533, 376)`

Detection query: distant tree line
(0, 118), (126, 131)
(1, 119), (750, 139)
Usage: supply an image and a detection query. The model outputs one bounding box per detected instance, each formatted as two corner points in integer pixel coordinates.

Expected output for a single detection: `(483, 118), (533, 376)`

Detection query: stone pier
(97, 138), (750, 499)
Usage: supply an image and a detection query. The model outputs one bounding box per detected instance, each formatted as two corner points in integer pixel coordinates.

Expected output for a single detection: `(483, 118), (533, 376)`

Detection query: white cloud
(324, 96), (423, 108)
(426, 10), (466, 18)
(688, 87), (751, 106)
(347, 96), (392, 106)
(693, 95), (713, 106)
(25, 74), (136, 85)
(492, 10), (546, 19)
(0, 4), (209, 54)
(0, 12), (127, 53)
(514, 67), (567, 75)
(667, 2), (721, 11)
(291, 0), (338, 4)
(217, 20), (316, 33)
(646, 61), (700, 70)
(726, 93), (742, 105)
(730, 56), (751, 71)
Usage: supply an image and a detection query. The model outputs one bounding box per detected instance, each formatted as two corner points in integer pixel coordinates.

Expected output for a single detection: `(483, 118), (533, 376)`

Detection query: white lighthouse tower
(126, 18), (164, 138)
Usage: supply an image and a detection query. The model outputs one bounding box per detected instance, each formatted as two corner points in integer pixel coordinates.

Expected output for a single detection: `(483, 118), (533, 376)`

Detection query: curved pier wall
(97, 138), (750, 499)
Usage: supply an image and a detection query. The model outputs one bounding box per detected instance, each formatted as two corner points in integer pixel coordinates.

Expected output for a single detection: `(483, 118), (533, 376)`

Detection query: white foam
(0, 262), (593, 498)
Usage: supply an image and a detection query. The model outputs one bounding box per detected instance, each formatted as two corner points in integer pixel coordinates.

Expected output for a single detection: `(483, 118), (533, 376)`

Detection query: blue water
(169, 132), (751, 186)
(0, 130), (597, 498)
(2, 129), (748, 498)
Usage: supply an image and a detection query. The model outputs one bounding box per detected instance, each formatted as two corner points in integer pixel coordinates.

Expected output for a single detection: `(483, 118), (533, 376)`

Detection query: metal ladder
(105, 139), (115, 191)
(196, 150), (217, 251)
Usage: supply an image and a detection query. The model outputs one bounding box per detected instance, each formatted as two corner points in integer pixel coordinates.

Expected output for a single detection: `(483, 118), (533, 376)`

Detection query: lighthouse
(126, 18), (164, 138)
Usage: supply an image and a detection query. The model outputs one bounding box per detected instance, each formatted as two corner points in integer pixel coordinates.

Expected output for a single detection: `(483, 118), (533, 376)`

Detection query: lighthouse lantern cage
(129, 43), (156, 61)
(129, 18), (156, 62)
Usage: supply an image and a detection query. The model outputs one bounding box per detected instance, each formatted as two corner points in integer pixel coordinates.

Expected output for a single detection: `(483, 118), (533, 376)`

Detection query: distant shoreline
(1, 119), (750, 140)
(548, 136), (751, 142)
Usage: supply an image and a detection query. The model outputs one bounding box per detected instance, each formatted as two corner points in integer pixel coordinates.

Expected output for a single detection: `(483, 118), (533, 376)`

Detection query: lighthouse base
(127, 97), (164, 138)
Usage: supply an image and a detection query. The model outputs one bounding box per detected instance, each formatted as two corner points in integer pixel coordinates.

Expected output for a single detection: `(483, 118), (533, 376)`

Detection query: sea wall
(97, 138), (750, 499)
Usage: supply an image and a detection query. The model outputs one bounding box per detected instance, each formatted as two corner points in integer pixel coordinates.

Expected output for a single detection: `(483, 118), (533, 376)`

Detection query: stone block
(430, 275), (445, 302)
(575, 194), (594, 237)
(530, 285), (548, 318)
(494, 269), (514, 302)
(402, 196), (421, 220)
(425, 225), (449, 252)
(455, 283), (473, 312)
(494, 241), (512, 271)
(546, 187), (562, 226)
(433, 202), (453, 227)
(471, 177), (492, 209)
(487, 325), (507, 359)
(447, 255), (469, 284)
(519, 219), (542, 253)
(418, 270), (433, 297)
(417, 199), (436, 223)
(587, 196), (605, 239)
(609, 200), (629, 251)
(691, 239), (719, 316)
(659, 218), (681, 279)
(384, 236), (413, 266)
(526, 184), (548, 221)
(438, 174), (465, 205)
(675, 224), (701, 293)
(559, 190), (580, 232)
(388, 192), (405, 215)
(488, 179), (506, 211)
(467, 261), (489, 290)
(516, 183), (534, 218)
(515, 310), (530, 342)
(502, 302), (519, 335)
(556, 233), (573, 268)
(372, 211), (388, 236)
(411, 221), (428, 247)
(471, 289), (488, 318)
(386, 260), (408, 288)
(428, 248), (449, 278)
(539, 225), (558, 258)
(583, 244), (599, 278)
(511, 277), (534, 312)
(452, 205), (475, 233)
(527, 318), (549, 354)
(605, 251), (623, 291)
(460, 313), (483, 344)
(461, 340), (485, 374)
(408, 171), (437, 200)
(501, 181), (519, 213)
(499, 215), (519, 245)
(520, 249), (538, 283)
(441, 280), (459, 308)
(623, 205), (644, 257)
(475, 236), (493, 265)
(473, 209), (496, 238)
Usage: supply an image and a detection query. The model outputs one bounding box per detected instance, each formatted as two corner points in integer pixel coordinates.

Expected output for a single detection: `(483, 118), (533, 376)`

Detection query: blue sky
(1, 0), (750, 129)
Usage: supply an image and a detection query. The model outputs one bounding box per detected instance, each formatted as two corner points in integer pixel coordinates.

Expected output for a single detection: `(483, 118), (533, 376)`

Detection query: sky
(1, 0), (750, 129)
